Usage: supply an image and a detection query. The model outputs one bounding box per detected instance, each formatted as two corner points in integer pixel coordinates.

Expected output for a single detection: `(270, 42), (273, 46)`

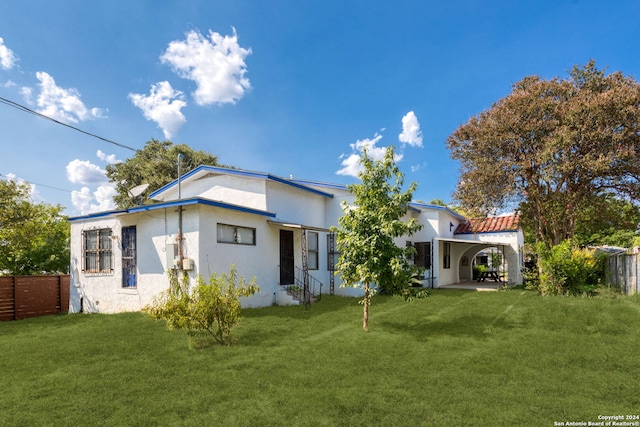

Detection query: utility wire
(0, 173), (114, 202)
(0, 96), (137, 152)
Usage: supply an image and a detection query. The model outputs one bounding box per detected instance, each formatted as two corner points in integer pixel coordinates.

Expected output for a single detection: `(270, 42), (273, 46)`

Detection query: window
(122, 226), (137, 288)
(83, 228), (113, 273)
(217, 223), (256, 245)
(327, 233), (340, 271)
(443, 242), (451, 269)
(307, 231), (319, 270)
(414, 242), (431, 269)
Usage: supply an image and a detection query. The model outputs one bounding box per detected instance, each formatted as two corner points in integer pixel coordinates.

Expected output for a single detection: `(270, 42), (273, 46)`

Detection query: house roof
(149, 165), (334, 200)
(454, 213), (520, 234)
(409, 202), (467, 221)
(68, 197), (276, 222)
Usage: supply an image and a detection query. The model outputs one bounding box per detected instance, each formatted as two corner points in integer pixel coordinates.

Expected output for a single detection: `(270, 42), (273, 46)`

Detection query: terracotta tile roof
(455, 213), (520, 234)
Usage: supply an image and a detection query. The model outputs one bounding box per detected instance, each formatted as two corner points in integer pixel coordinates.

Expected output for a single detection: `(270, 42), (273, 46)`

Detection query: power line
(0, 95), (137, 152)
(0, 173), (114, 202)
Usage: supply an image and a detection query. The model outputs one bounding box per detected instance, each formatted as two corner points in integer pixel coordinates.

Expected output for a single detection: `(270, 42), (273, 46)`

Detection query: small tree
(333, 146), (423, 331)
(146, 265), (259, 347)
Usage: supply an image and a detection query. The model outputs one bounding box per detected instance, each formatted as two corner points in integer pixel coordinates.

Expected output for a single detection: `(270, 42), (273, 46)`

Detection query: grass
(1, 289), (639, 426)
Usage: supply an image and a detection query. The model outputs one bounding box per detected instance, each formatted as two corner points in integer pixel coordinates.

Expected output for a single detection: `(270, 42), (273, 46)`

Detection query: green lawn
(1, 289), (639, 426)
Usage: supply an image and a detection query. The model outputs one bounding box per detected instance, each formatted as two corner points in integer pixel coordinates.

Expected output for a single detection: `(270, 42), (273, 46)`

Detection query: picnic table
(476, 270), (501, 282)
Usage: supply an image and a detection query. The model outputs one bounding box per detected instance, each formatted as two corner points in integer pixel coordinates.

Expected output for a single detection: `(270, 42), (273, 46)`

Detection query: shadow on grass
(242, 295), (361, 320)
(380, 313), (517, 341)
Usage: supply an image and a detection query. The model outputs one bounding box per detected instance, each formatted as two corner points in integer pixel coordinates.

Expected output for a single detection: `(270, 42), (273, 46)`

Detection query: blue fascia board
(129, 197), (276, 217)
(267, 175), (333, 198)
(69, 198), (275, 222)
(289, 178), (349, 191)
(68, 209), (128, 222)
(409, 202), (467, 221)
(149, 165), (333, 199)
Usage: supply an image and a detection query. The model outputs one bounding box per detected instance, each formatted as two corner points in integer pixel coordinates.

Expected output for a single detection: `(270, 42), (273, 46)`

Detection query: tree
(447, 61), (640, 247)
(146, 265), (259, 347)
(106, 139), (221, 208)
(332, 146), (423, 331)
(0, 180), (69, 275)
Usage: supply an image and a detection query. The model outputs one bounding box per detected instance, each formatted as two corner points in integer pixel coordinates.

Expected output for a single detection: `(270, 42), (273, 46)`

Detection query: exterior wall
(70, 170), (525, 313)
(154, 174), (268, 210)
(265, 181), (326, 226)
(196, 204), (282, 307)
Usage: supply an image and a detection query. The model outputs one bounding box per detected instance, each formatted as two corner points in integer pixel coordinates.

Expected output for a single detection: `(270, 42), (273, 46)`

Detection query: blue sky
(1, 0), (639, 216)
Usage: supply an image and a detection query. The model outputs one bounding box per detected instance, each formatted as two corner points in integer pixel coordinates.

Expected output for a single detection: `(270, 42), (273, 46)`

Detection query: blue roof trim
(149, 165), (333, 199)
(68, 209), (128, 221)
(409, 202), (467, 221)
(267, 175), (333, 198)
(68, 197), (275, 222)
(289, 179), (349, 191)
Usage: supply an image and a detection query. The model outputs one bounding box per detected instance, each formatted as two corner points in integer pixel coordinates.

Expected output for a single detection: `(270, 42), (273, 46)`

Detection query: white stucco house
(68, 165), (524, 313)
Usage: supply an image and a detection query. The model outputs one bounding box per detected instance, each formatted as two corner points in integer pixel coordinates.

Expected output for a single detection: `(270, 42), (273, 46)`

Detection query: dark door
(279, 230), (294, 285)
(122, 226), (137, 288)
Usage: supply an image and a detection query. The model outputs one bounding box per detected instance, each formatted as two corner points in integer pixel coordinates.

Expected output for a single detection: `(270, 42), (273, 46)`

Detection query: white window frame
(217, 223), (256, 246)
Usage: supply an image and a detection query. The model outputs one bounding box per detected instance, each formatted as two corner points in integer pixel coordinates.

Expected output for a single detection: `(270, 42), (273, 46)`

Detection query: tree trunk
(363, 282), (370, 332)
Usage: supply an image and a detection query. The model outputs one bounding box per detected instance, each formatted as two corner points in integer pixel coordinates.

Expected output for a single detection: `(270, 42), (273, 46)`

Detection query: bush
(536, 240), (606, 296)
(146, 265), (259, 347)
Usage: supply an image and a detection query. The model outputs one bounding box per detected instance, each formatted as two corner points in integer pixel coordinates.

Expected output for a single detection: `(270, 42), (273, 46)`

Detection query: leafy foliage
(447, 61), (640, 247)
(536, 240), (607, 296)
(332, 146), (423, 331)
(0, 179), (69, 275)
(106, 139), (220, 208)
(146, 265), (259, 346)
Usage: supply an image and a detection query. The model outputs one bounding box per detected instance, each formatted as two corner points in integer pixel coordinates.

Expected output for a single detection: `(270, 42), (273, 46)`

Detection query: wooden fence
(606, 253), (640, 296)
(0, 275), (70, 321)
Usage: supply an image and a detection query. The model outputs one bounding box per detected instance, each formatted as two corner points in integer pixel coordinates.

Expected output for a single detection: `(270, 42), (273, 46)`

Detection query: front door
(279, 230), (294, 285)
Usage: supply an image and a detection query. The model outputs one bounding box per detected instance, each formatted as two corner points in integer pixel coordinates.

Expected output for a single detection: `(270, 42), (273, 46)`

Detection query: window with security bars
(83, 229), (113, 273)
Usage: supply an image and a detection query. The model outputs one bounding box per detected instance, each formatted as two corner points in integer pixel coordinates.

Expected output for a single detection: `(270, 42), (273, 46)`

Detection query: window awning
(267, 218), (331, 232)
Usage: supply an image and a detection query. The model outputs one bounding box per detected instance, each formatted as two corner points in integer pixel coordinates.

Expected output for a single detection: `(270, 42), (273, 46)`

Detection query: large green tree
(332, 146), (422, 331)
(447, 61), (640, 247)
(106, 139), (220, 208)
(0, 180), (69, 275)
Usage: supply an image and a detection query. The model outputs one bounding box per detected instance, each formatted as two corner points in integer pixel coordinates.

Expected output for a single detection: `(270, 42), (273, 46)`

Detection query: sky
(1, 0), (640, 216)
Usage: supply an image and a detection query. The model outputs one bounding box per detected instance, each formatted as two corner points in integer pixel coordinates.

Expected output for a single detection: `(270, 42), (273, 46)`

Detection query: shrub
(536, 240), (606, 296)
(146, 265), (259, 347)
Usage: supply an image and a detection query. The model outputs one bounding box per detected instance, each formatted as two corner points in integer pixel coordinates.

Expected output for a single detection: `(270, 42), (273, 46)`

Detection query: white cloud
(34, 71), (105, 123)
(161, 28), (252, 106)
(71, 185), (116, 215)
(336, 133), (403, 177)
(66, 151), (120, 214)
(96, 150), (120, 164)
(0, 37), (17, 70)
(129, 81), (187, 139)
(398, 111), (423, 147)
(411, 161), (427, 172)
(66, 159), (108, 185)
(19, 86), (32, 102)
